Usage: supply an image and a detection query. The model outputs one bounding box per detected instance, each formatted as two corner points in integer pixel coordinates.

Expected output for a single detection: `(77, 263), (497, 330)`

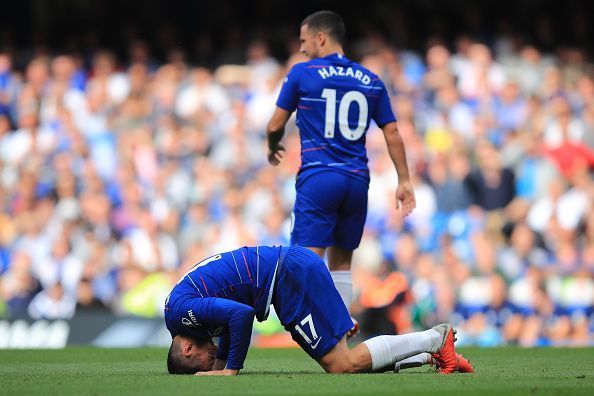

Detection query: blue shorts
(291, 170), (368, 250)
(273, 246), (353, 359)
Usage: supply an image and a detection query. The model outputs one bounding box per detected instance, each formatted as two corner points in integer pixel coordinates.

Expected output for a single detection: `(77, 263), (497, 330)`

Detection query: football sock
(394, 353), (432, 371)
(330, 270), (353, 311)
(363, 329), (441, 371)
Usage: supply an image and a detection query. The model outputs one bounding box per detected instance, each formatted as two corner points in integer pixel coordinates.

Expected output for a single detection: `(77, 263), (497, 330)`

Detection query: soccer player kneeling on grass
(165, 246), (474, 375)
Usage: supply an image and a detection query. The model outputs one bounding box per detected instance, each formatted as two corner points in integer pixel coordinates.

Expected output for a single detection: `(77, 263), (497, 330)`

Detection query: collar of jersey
(323, 53), (348, 61)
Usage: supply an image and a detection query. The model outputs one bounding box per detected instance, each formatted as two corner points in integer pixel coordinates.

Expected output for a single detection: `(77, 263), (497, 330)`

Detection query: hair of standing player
(301, 10), (346, 46)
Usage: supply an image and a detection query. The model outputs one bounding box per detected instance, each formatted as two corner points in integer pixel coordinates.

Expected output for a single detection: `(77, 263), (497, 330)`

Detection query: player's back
(167, 246), (287, 322)
(277, 53), (396, 181)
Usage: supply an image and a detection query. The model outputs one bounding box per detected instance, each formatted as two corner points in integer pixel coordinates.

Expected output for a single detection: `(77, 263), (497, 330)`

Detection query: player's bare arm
(381, 121), (416, 217)
(266, 107), (292, 166)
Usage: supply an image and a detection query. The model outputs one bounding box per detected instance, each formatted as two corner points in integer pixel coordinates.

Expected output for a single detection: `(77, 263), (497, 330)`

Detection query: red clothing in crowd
(542, 142), (594, 179)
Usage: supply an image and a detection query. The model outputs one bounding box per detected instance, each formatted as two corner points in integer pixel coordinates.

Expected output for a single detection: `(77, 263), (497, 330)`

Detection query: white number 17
(294, 313), (318, 344)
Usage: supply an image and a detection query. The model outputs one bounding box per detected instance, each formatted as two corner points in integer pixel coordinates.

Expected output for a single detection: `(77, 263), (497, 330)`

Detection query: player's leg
(306, 246), (326, 258)
(327, 245), (353, 271)
(290, 171), (345, 253)
(317, 337), (370, 373)
(328, 177), (368, 335)
(394, 353), (433, 372)
(290, 172), (359, 327)
(318, 324), (455, 374)
(273, 246), (361, 365)
(327, 246), (353, 307)
(326, 246), (359, 337)
(274, 247), (462, 375)
(394, 352), (475, 373)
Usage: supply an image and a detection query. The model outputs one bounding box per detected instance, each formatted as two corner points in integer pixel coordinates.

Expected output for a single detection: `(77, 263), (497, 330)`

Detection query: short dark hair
(301, 11), (345, 45)
(167, 339), (201, 375)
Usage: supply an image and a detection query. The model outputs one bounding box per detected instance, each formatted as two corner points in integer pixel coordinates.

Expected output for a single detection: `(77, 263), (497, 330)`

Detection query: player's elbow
(235, 305), (256, 319)
(383, 125), (402, 144)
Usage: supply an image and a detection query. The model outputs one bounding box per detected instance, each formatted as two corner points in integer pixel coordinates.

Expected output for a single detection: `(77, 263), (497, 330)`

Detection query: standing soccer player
(266, 11), (416, 324)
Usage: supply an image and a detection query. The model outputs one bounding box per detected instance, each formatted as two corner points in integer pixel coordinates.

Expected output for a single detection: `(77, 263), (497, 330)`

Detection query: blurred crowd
(0, 31), (592, 347)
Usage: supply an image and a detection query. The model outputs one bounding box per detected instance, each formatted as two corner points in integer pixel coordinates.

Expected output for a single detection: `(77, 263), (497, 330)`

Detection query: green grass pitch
(1, 347), (593, 395)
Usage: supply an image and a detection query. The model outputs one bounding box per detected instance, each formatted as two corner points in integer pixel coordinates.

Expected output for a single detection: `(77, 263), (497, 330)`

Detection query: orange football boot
(430, 323), (457, 374)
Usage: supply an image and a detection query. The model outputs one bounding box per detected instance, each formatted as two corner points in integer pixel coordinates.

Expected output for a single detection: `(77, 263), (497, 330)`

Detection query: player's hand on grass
(267, 144), (285, 166)
(395, 182), (416, 217)
(195, 368), (239, 376)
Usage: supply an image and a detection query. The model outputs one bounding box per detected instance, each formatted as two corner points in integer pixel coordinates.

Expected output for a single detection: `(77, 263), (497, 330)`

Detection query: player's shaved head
(167, 337), (201, 374)
(167, 335), (217, 375)
(167, 337), (199, 374)
(301, 11), (345, 45)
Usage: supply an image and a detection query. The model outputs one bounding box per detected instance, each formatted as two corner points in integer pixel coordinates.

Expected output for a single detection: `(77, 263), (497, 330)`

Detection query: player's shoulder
(287, 60), (310, 74)
(290, 56), (335, 71)
(347, 59), (384, 85)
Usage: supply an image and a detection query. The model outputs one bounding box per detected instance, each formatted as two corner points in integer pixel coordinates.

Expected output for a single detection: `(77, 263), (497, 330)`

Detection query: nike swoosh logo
(310, 337), (323, 350)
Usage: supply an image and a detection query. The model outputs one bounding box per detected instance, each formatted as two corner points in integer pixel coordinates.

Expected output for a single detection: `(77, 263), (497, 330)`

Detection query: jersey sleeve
(275, 64), (302, 112)
(181, 297), (255, 370)
(372, 80), (397, 127)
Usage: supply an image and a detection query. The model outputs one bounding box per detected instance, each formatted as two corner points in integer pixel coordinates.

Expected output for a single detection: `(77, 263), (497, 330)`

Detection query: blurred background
(0, 0), (593, 348)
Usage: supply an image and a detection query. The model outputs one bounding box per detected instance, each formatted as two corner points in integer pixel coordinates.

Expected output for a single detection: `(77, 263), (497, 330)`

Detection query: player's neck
(318, 45), (344, 58)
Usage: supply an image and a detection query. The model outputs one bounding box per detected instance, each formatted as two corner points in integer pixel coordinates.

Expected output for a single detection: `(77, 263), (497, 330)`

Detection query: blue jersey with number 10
(276, 53), (396, 182)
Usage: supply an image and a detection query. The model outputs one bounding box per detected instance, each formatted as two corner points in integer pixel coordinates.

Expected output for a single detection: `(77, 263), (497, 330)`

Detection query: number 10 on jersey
(321, 88), (368, 141)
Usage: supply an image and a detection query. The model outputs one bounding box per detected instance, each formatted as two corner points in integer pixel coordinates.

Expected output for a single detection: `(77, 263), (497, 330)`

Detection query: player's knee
(327, 247), (353, 271)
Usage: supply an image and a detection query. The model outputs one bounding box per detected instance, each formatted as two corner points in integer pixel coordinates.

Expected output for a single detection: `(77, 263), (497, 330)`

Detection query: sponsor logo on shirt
(188, 310), (199, 325)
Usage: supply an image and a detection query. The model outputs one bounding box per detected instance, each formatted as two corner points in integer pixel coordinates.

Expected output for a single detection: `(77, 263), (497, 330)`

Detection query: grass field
(1, 347), (593, 395)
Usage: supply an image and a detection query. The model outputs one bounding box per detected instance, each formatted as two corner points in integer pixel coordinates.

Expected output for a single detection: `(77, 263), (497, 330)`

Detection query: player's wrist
(212, 359), (227, 371)
(267, 140), (281, 150)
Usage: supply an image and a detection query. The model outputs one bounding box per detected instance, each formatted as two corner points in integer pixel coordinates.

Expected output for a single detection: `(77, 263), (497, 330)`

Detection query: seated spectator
(464, 140), (516, 211)
(28, 282), (76, 320)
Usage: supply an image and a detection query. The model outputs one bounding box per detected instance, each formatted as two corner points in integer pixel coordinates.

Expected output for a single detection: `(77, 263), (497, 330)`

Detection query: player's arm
(267, 64), (301, 166)
(188, 297), (256, 376)
(381, 121), (416, 217)
(266, 107), (292, 166)
(211, 359), (227, 371)
(373, 81), (416, 217)
(212, 332), (230, 370)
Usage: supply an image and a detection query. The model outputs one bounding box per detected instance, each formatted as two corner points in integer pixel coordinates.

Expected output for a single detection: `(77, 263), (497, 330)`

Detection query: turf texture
(0, 347), (592, 395)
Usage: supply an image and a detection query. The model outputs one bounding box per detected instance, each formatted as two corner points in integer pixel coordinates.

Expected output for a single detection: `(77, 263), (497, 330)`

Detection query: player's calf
(318, 338), (371, 374)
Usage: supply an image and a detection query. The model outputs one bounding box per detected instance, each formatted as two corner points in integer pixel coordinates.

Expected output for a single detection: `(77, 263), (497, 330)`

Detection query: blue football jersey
(165, 246), (287, 369)
(164, 245), (353, 369)
(276, 53), (396, 181)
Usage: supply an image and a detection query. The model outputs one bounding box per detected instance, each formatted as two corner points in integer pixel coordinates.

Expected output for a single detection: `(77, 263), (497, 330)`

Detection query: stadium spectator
(0, 21), (592, 347)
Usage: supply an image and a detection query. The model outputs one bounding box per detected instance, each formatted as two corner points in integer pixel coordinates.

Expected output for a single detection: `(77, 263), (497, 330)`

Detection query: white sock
(331, 270), (353, 311)
(394, 353), (432, 371)
(363, 329), (440, 371)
